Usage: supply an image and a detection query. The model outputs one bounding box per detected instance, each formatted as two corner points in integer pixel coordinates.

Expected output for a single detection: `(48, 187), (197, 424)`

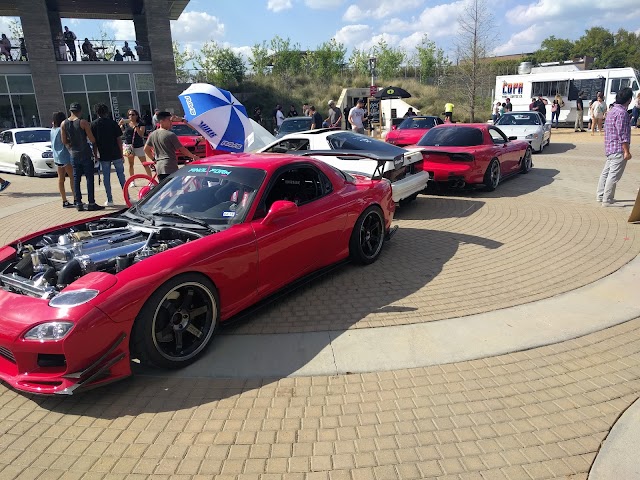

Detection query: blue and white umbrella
(178, 83), (254, 153)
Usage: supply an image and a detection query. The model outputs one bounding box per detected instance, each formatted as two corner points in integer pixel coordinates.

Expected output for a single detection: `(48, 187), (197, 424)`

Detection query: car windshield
(15, 130), (50, 144)
(495, 113), (541, 126)
(171, 124), (200, 136)
(279, 118), (312, 134)
(327, 131), (407, 154)
(398, 117), (440, 129)
(133, 165), (266, 228)
(417, 127), (484, 147)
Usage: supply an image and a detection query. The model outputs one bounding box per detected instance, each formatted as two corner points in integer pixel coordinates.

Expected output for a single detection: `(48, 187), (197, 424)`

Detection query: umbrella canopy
(179, 83), (253, 153)
(374, 86), (412, 100)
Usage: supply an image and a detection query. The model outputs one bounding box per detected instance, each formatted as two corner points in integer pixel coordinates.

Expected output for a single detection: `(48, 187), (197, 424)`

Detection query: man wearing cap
(325, 100), (342, 129)
(60, 103), (104, 211)
(348, 99), (366, 134)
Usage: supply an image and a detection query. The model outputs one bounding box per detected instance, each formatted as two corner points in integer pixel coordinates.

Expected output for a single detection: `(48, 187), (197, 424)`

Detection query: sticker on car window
(222, 211), (236, 217)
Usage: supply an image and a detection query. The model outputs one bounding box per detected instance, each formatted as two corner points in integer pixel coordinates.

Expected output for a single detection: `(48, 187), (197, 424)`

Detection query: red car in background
(385, 116), (443, 147)
(171, 122), (206, 163)
(407, 123), (532, 191)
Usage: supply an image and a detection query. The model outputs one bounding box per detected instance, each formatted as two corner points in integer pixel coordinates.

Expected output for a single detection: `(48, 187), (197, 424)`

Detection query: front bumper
(0, 292), (131, 395)
(32, 158), (57, 176)
(391, 170), (430, 203)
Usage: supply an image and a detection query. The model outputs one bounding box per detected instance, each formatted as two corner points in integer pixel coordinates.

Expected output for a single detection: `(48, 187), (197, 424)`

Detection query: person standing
(0, 34), (12, 61)
(631, 93), (640, 128)
(60, 103), (104, 211)
(51, 111), (75, 208)
(302, 103), (310, 117)
(575, 91), (586, 132)
(444, 102), (454, 122)
(309, 106), (323, 130)
(551, 99), (560, 128)
(492, 102), (501, 123)
(535, 96), (548, 121)
(325, 100), (342, 128)
(597, 87), (633, 206)
(63, 26), (77, 61)
(348, 99), (366, 134)
(504, 98), (513, 112)
(404, 107), (417, 118)
(144, 111), (198, 181)
(273, 104), (285, 133)
(590, 94), (606, 136)
(287, 104), (298, 117)
(119, 109), (151, 179)
(91, 104), (125, 206)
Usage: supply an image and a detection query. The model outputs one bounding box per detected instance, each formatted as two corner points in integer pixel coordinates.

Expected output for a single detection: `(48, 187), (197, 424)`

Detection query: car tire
(520, 148), (533, 174)
(21, 155), (35, 177)
(132, 273), (219, 369)
(349, 206), (385, 265)
(483, 158), (500, 191)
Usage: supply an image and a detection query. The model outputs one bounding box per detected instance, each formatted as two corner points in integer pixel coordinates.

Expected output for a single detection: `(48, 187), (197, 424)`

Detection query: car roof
(7, 128), (51, 133)
(189, 152), (323, 174)
(403, 116), (440, 120)
(432, 123), (490, 130)
(275, 127), (344, 140)
(282, 116), (312, 121)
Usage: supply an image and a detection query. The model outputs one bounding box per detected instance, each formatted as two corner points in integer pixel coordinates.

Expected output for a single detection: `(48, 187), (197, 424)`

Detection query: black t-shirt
(504, 102), (513, 112)
(91, 117), (122, 161)
(536, 100), (547, 117)
(311, 112), (323, 128)
(123, 123), (144, 147)
(576, 98), (583, 111)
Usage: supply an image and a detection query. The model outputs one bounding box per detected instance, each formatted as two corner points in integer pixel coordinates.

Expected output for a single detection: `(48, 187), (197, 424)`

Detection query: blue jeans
(632, 106), (639, 127)
(100, 159), (126, 202)
(71, 156), (96, 205)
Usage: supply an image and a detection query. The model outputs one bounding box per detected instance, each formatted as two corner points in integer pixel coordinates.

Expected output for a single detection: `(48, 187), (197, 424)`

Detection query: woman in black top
(119, 109), (151, 178)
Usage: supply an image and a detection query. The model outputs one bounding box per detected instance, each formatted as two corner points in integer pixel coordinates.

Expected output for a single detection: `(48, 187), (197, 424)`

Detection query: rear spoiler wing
(294, 149), (404, 180)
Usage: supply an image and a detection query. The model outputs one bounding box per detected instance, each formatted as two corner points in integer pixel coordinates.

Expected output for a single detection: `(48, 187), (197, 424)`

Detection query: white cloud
(267, 0), (293, 12)
(343, 0), (424, 21)
(171, 11), (225, 44)
(104, 20), (136, 40)
(492, 24), (540, 56)
(510, 0), (637, 25)
(398, 31), (426, 51)
(305, 0), (344, 8)
(334, 24), (372, 46)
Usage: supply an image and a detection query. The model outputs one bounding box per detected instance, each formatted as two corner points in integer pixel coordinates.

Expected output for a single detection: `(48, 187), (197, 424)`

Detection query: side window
(257, 166), (331, 218)
(489, 128), (506, 144)
(263, 139), (309, 153)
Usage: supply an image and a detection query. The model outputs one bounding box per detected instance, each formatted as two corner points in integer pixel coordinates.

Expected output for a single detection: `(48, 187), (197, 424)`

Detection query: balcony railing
(0, 37), (149, 62)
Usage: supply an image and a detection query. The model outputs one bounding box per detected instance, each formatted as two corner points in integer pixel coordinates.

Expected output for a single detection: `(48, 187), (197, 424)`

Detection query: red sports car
(385, 116), (443, 147)
(171, 122), (206, 163)
(409, 123), (533, 191)
(0, 154), (395, 395)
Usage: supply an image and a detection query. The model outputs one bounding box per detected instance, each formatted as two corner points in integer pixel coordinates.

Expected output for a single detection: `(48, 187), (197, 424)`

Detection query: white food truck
(495, 65), (640, 125)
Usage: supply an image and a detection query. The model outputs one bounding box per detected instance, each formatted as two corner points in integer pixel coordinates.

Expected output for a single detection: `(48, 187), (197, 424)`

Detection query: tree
(249, 41), (270, 76)
(194, 41), (245, 88)
(415, 34), (450, 83)
(371, 39), (405, 79)
(572, 27), (615, 68)
(8, 19), (22, 40)
(306, 38), (346, 79)
(173, 41), (193, 83)
(98, 27), (116, 61)
(454, 0), (497, 122)
(534, 36), (574, 63)
(348, 48), (369, 76)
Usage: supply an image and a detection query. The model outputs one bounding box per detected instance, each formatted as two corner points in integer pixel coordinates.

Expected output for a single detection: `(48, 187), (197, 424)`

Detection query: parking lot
(0, 130), (639, 479)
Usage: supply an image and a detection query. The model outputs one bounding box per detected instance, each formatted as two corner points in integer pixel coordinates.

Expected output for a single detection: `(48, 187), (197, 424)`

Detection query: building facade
(0, 0), (188, 129)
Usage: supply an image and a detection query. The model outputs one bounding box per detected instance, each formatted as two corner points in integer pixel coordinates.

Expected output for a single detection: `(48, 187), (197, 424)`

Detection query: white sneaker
(131, 180), (137, 187)
(104, 200), (114, 207)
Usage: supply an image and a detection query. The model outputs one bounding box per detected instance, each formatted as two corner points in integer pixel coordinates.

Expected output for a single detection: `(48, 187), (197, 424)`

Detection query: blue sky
(2, 0), (640, 61)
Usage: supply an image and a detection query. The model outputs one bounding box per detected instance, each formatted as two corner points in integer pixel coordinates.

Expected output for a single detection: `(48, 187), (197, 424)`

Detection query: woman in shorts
(119, 109), (151, 179)
(50, 111), (75, 207)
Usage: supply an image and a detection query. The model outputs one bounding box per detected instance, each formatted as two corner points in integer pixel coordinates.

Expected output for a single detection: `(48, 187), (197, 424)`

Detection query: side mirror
(508, 136), (517, 141)
(262, 200), (298, 225)
(391, 125), (398, 130)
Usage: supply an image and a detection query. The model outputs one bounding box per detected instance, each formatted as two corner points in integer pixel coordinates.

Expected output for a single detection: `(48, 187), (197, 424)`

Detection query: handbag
(123, 143), (133, 156)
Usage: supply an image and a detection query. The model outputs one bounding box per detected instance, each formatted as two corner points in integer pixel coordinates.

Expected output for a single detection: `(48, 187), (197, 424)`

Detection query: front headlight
(24, 322), (74, 341)
(525, 133), (539, 140)
(49, 289), (99, 308)
(41, 151), (54, 158)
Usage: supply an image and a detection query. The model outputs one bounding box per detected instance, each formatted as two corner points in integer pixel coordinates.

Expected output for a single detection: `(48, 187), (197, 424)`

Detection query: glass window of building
(7, 75), (35, 94)
(0, 75), (39, 130)
(85, 75), (109, 92)
(108, 74), (131, 91)
(11, 94), (39, 128)
(0, 95), (14, 130)
(61, 75), (85, 93)
(0, 76), (8, 94)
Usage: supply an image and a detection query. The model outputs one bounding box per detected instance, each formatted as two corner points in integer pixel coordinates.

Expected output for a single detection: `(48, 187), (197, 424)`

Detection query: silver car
(493, 112), (551, 153)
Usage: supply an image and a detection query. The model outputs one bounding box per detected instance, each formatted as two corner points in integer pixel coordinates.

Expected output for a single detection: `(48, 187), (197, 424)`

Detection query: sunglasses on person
(128, 112), (137, 117)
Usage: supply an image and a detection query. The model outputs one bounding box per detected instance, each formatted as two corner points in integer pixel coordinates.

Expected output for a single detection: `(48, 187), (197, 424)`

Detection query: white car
(0, 128), (56, 176)
(259, 129), (430, 204)
(493, 112), (551, 153)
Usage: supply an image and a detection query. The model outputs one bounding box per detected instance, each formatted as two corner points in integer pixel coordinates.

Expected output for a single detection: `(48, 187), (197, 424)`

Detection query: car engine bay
(0, 218), (205, 299)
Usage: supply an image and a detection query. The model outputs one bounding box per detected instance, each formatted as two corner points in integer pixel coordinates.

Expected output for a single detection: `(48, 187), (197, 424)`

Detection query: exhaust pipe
(449, 179), (466, 188)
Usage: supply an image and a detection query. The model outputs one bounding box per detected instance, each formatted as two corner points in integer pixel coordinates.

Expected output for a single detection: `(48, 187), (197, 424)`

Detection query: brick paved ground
(0, 132), (639, 479)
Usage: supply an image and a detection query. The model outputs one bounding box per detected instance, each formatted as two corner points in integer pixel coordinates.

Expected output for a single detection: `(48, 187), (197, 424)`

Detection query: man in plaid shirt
(597, 87), (633, 206)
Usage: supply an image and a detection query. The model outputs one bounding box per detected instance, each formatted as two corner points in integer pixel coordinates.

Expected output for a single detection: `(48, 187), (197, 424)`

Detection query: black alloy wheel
(349, 206), (385, 265)
(483, 158), (500, 191)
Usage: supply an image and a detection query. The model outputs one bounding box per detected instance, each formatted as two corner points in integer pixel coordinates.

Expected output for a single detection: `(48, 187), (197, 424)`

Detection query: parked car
(408, 123), (532, 191)
(0, 128), (55, 177)
(260, 129), (430, 204)
(385, 116), (444, 147)
(275, 116), (313, 138)
(493, 111), (551, 153)
(171, 122), (206, 163)
(0, 153), (396, 395)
